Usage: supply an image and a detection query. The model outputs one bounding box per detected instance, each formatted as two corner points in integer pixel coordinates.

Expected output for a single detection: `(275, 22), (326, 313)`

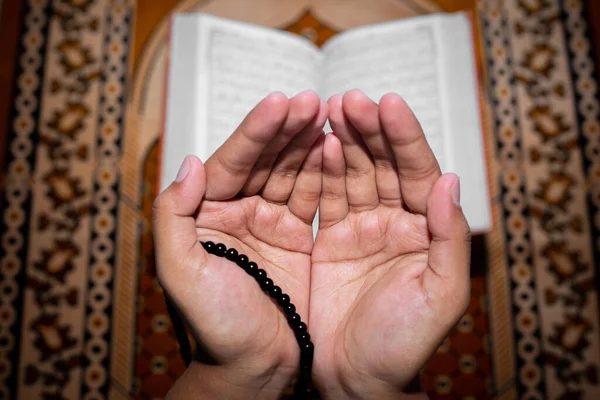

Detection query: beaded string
(164, 240), (316, 398)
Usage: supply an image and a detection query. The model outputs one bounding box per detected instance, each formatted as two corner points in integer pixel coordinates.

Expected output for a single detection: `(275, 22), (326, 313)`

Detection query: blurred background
(1, 0), (600, 399)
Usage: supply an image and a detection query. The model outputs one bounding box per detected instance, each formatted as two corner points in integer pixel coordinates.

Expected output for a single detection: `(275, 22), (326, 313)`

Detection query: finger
(328, 94), (378, 211)
(426, 173), (471, 287)
(204, 92), (289, 200)
(288, 133), (325, 225)
(319, 133), (348, 228)
(342, 90), (402, 207)
(241, 90), (321, 196)
(153, 155), (208, 282)
(379, 94), (441, 215)
(262, 100), (328, 204)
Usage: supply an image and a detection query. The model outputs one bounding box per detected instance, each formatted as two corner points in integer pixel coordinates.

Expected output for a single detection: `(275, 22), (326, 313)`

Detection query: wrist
(317, 369), (426, 400)
(167, 359), (296, 400)
(319, 386), (428, 400)
(321, 386), (428, 400)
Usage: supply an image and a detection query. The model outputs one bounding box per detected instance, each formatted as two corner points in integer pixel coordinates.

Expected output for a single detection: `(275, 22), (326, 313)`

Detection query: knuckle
(253, 156), (277, 171)
(460, 214), (473, 240)
(374, 159), (397, 173)
(152, 193), (171, 217)
(295, 188), (321, 204)
(320, 189), (344, 201)
(398, 159), (440, 181)
(216, 152), (248, 175)
(239, 124), (271, 145)
(345, 164), (374, 180)
(388, 128), (423, 147)
(323, 168), (345, 180)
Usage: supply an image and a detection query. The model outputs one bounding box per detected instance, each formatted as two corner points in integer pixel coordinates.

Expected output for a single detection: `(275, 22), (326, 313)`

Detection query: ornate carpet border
(481, 0), (600, 398)
(0, 0), (51, 397)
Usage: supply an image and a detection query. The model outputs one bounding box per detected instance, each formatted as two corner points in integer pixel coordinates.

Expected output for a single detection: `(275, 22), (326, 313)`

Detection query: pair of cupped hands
(153, 90), (471, 399)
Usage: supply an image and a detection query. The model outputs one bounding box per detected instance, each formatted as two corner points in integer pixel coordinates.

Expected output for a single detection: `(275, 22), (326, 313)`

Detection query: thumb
(426, 173), (471, 285)
(153, 155), (208, 280)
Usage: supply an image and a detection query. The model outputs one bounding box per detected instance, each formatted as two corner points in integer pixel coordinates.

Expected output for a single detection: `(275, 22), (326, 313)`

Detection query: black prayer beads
(201, 241), (315, 398)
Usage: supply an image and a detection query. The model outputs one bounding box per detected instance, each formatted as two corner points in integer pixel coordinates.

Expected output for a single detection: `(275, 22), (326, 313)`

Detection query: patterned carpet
(0, 0), (599, 399)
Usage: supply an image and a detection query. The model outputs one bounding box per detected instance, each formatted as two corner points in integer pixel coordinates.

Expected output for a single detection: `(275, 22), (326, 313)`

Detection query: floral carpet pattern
(0, 0), (599, 399)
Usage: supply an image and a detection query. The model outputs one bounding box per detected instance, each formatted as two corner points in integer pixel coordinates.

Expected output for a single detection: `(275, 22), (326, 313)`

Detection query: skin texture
(152, 90), (471, 399)
(310, 91), (471, 398)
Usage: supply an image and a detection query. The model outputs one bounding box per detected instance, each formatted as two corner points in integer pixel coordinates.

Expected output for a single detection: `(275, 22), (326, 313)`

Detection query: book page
(322, 16), (446, 167)
(197, 14), (323, 160)
(436, 14), (490, 232)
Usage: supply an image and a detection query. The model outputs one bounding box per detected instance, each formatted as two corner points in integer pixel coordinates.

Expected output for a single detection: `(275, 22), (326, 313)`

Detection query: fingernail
(175, 156), (191, 182)
(451, 176), (461, 206)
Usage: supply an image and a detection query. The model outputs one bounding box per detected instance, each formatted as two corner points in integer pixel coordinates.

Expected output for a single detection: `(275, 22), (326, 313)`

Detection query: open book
(162, 12), (491, 233)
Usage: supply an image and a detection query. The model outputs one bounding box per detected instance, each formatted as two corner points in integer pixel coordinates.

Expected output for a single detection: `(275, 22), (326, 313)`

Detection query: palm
(191, 196), (313, 366)
(311, 207), (445, 389)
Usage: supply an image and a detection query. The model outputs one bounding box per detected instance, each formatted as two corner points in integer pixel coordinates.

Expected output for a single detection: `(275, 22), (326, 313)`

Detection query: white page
(321, 14), (490, 232)
(436, 14), (490, 233)
(196, 14), (323, 161)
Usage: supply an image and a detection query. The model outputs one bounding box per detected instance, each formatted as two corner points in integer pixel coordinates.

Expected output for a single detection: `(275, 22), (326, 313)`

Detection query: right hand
(152, 91), (327, 398)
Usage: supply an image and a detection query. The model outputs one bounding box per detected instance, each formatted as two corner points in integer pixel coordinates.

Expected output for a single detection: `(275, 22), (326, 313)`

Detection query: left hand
(309, 90), (472, 398)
